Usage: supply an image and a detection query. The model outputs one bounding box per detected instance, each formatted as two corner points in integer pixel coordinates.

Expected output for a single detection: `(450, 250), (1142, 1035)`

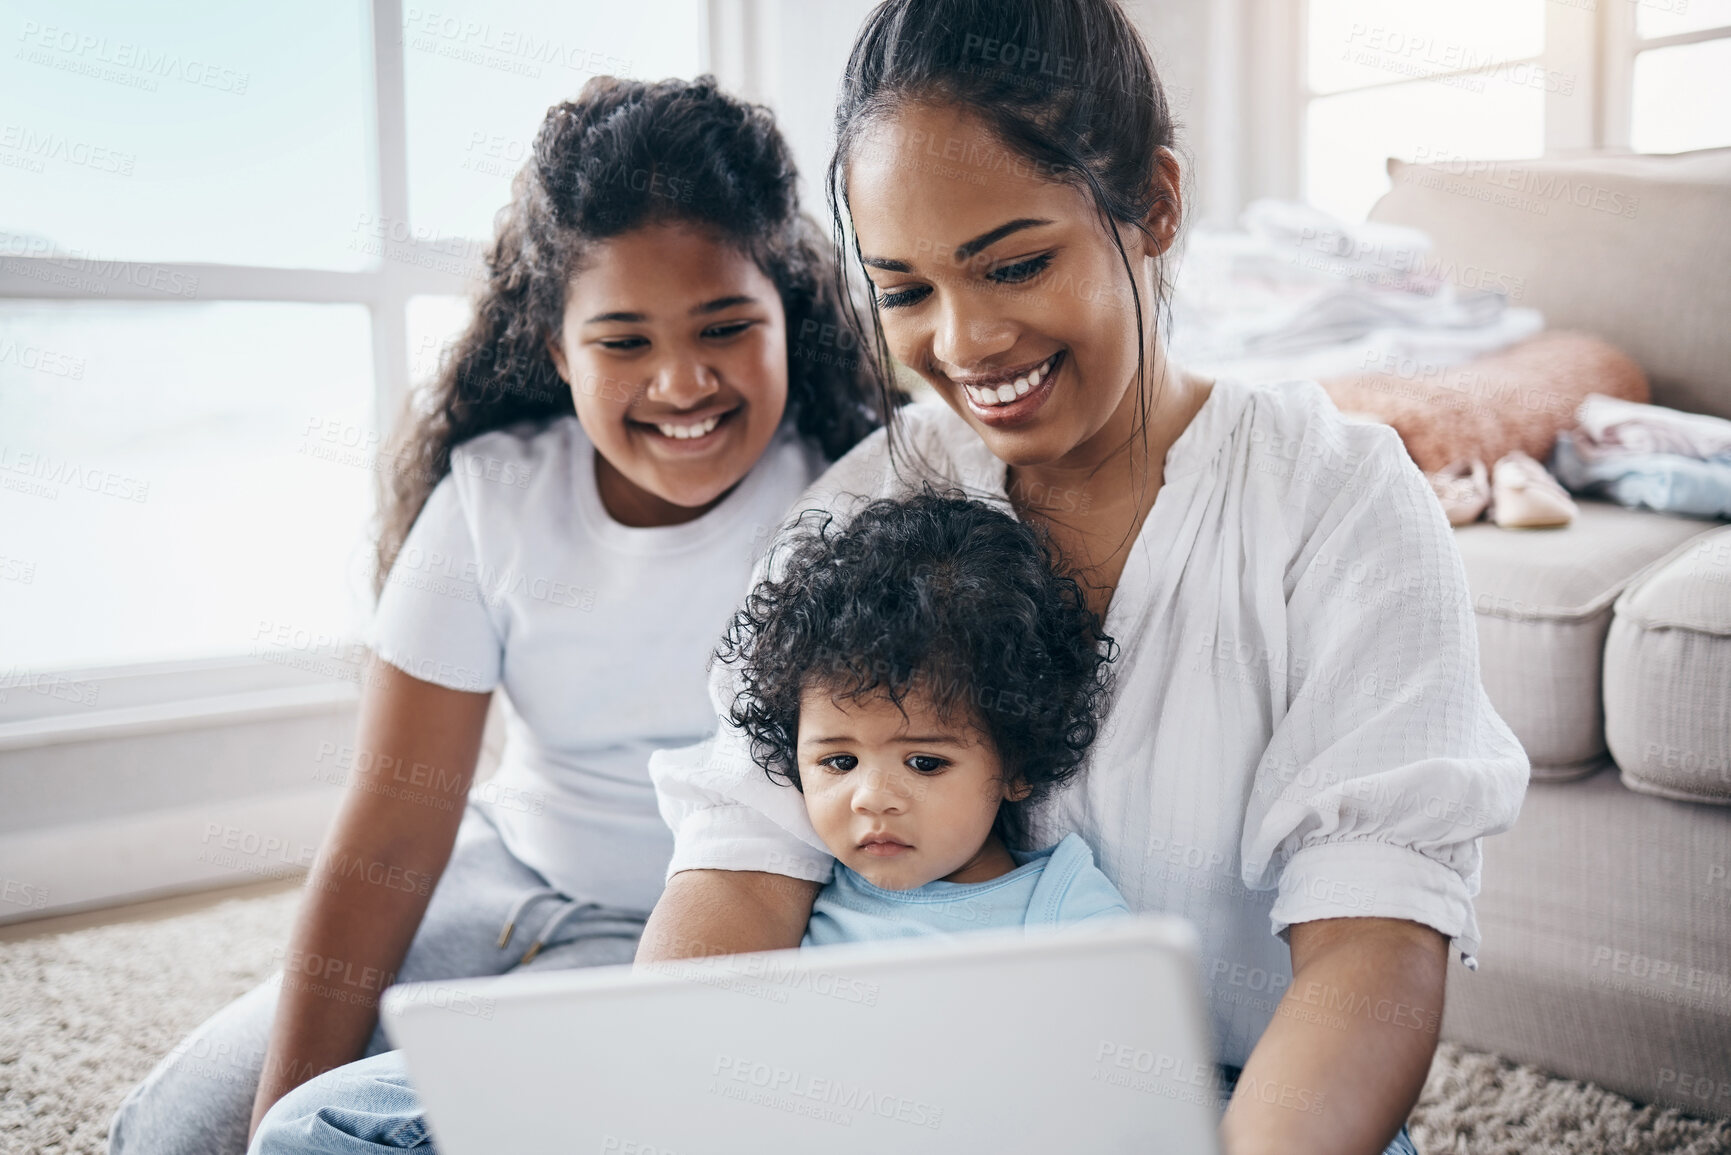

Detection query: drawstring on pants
(495, 888), (601, 966)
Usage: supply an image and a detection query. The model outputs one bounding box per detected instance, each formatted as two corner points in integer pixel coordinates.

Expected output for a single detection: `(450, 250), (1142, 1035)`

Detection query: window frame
(0, 0), (714, 737)
(1277, 0), (1731, 213)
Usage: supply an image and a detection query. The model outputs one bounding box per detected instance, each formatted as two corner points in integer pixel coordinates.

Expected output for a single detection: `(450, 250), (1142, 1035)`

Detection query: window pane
(403, 0), (705, 243)
(1638, 0), (1731, 39)
(1631, 39), (1731, 154)
(0, 302), (375, 672)
(1308, 0), (1545, 95)
(1306, 79), (1544, 222)
(406, 294), (474, 391)
(0, 1), (374, 270)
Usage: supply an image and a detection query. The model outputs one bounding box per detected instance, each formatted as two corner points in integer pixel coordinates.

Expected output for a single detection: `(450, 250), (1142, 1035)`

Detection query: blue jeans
(249, 1056), (1421, 1153)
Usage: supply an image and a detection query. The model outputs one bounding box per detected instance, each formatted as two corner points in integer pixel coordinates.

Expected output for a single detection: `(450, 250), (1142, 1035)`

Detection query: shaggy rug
(2, 891), (1728, 1155)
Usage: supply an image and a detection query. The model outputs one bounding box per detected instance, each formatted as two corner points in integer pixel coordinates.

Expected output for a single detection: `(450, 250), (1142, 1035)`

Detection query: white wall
(709, 0), (1262, 229)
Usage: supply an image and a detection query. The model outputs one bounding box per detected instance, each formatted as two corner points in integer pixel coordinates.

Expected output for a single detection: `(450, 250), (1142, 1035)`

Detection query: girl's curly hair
(717, 490), (1117, 850)
(375, 74), (891, 591)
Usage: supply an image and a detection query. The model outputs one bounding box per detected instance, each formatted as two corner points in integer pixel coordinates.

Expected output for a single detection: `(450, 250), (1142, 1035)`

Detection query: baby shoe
(1428, 459), (1490, 526)
(1490, 451), (1577, 529)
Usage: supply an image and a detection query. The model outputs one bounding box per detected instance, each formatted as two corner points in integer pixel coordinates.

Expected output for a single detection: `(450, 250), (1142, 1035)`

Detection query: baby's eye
(988, 253), (1053, 285)
(906, 754), (947, 774)
(819, 754), (858, 772)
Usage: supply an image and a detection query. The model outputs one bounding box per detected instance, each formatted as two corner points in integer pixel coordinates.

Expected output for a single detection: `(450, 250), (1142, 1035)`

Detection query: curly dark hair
(375, 74), (892, 590)
(717, 490), (1116, 850)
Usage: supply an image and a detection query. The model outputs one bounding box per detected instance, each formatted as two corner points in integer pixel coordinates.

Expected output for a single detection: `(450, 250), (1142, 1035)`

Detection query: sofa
(1368, 147), (1731, 1120)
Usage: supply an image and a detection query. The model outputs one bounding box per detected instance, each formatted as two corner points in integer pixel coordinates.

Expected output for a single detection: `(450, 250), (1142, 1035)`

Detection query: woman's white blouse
(649, 378), (1530, 1066)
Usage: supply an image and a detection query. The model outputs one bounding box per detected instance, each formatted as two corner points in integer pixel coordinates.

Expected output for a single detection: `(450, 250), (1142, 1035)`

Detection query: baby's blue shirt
(801, 832), (1131, 946)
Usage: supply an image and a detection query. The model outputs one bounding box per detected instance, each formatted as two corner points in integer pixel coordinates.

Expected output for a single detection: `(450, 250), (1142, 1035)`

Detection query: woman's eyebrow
(860, 217), (1055, 271)
(953, 217), (1051, 260)
(583, 309), (647, 324)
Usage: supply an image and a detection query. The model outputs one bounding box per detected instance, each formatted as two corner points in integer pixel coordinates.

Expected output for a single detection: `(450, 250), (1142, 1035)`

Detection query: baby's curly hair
(717, 490), (1116, 850)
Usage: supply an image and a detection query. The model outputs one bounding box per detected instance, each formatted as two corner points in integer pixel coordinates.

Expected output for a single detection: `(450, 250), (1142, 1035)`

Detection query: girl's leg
(247, 923), (642, 1155)
(109, 804), (560, 1155)
(242, 1052), (426, 1155)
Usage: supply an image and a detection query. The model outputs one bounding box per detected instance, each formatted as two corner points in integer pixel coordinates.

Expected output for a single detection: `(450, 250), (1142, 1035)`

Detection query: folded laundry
(1171, 198), (1543, 383)
(1551, 431), (1731, 520)
(1574, 393), (1731, 462)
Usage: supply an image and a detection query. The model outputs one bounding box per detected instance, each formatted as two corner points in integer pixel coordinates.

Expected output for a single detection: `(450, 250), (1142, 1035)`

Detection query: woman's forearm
(1221, 917), (1446, 1155)
(636, 869), (820, 962)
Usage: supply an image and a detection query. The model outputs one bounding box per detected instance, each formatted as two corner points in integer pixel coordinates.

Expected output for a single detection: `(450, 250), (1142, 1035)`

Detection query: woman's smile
(953, 350), (1065, 427)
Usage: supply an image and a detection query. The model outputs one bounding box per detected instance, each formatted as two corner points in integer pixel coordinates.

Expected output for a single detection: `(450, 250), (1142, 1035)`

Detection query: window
(0, 0), (702, 690)
(1297, 0), (1731, 222)
(1626, 0), (1731, 154)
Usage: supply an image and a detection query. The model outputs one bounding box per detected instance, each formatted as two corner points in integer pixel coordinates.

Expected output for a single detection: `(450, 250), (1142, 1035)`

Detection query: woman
(642, 3), (1528, 1154)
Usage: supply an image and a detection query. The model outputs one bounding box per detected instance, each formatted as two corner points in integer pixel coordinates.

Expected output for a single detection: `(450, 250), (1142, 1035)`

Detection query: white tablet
(382, 914), (1222, 1154)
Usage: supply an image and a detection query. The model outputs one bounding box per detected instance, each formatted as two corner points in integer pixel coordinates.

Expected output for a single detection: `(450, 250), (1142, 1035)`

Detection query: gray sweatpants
(108, 803), (649, 1155)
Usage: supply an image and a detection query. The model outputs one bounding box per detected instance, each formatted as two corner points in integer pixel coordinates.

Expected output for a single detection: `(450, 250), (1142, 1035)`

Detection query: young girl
(718, 491), (1131, 938)
(644, 3), (1526, 1154)
(109, 76), (882, 1155)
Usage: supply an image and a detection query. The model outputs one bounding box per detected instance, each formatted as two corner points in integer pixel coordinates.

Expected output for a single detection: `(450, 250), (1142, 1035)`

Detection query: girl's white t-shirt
(369, 416), (825, 915)
(650, 379), (1530, 1068)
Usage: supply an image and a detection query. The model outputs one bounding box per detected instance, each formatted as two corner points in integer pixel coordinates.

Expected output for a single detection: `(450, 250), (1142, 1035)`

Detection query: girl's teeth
(995, 384), (1016, 403)
(656, 414), (722, 439)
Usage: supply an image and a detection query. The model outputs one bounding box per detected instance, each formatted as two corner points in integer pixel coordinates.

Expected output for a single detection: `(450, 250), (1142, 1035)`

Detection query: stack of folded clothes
(1550, 394), (1731, 520)
(1169, 198), (1544, 383)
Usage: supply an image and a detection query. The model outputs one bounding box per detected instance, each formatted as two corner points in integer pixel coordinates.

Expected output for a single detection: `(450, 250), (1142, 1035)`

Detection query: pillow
(1370, 149), (1731, 422)
(1318, 331), (1649, 474)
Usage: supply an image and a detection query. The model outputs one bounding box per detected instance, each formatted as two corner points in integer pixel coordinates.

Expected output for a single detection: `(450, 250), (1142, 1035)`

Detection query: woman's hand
(635, 869), (820, 962)
(247, 658), (491, 1142)
(1220, 916), (1446, 1155)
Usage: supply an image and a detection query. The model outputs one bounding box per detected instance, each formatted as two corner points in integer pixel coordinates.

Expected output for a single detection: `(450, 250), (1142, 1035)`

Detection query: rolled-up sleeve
(648, 564), (838, 881)
(1245, 432), (1530, 969)
(649, 727), (835, 883)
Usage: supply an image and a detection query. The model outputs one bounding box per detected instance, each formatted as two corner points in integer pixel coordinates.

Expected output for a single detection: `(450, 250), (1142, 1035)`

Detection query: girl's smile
(631, 403), (742, 450)
(547, 220), (790, 528)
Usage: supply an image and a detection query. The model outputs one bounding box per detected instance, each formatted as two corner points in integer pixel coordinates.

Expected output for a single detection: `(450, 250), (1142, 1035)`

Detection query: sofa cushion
(1456, 501), (1714, 777)
(1441, 765), (1731, 1120)
(1369, 148), (1731, 422)
(1605, 526), (1731, 804)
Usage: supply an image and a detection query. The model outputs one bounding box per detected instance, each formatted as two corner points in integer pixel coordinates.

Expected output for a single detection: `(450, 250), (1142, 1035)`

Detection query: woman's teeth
(655, 414), (722, 440)
(962, 354), (1058, 408)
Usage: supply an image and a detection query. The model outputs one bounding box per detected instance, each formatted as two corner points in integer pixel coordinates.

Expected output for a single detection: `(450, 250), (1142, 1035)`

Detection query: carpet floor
(1, 890), (1727, 1155)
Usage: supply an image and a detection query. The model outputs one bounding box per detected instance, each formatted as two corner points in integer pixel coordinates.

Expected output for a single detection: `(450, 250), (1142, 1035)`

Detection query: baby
(718, 491), (1131, 943)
